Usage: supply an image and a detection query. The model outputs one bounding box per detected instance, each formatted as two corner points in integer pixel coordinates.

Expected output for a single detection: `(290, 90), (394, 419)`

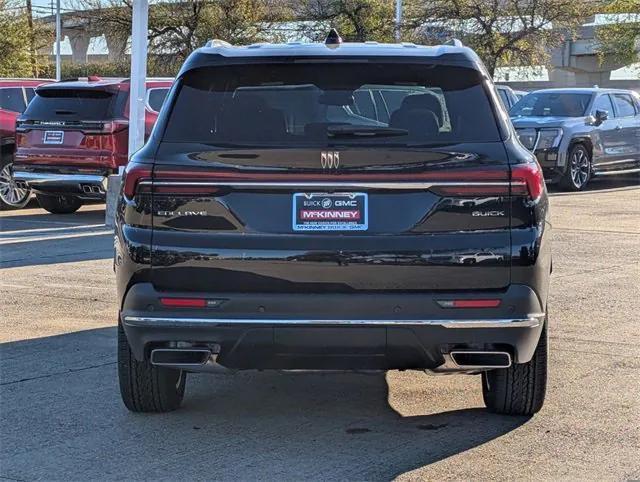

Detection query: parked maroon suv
(0, 79), (52, 209)
(13, 77), (172, 213)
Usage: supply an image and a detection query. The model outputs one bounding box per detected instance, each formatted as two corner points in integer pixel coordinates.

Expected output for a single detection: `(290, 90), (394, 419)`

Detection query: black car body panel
(115, 42), (551, 373)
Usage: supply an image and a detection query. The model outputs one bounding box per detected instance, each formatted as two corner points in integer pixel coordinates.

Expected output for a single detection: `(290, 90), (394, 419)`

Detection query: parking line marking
(0, 281), (110, 291)
(0, 224), (105, 235)
(0, 217), (102, 227)
(0, 230), (112, 245)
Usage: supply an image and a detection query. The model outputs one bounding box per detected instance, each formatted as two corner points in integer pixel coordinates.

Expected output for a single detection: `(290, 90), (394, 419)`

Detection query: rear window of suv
(23, 88), (127, 121)
(162, 62), (501, 148)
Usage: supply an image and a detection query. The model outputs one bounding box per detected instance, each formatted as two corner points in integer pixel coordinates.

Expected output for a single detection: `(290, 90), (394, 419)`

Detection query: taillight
(428, 169), (511, 197)
(123, 163), (152, 199)
(103, 120), (128, 133)
(16, 132), (27, 147)
(511, 162), (545, 201)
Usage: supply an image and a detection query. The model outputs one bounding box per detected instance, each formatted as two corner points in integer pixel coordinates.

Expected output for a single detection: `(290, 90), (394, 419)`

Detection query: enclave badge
(157, 210), (208, 217)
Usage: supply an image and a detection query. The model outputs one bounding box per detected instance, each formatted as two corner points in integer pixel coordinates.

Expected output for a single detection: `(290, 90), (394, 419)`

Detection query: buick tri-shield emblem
(320, 151), (340, 169)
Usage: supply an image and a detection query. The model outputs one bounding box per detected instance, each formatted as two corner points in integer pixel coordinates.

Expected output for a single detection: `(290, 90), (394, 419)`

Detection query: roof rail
(205, 39), (232, 48)
(445, 38), (464, 47)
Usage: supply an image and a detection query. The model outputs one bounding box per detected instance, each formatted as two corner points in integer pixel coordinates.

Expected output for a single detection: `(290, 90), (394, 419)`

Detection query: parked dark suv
(116, 35), (551, 415)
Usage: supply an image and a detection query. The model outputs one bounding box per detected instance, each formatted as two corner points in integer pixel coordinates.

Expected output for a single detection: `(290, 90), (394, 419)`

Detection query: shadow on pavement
(1, 328), (529, 480)
(0, 207), (112, 269)
(547, 176), (639, 196)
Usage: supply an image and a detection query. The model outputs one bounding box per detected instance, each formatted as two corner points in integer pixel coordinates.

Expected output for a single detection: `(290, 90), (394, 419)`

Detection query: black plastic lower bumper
(120, 283), (546, 370)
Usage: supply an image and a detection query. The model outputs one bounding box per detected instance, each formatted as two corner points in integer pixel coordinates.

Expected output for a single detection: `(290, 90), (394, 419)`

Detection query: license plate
(43, 131), (64, 144)
(293, 193), (368, 231)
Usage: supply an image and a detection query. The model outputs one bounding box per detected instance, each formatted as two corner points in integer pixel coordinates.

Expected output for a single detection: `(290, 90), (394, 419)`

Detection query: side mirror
(595, 109), (609, 124)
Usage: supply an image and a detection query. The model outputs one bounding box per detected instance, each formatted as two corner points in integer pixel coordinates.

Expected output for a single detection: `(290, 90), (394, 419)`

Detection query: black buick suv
(115, 34), (551, 415)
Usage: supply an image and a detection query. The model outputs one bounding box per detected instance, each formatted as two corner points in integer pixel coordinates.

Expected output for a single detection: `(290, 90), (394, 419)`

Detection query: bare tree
(0, 0), (53, 77)
(72, 0), (291, 67)
(411, 0), (592, 76)
(294, 0), (396, 42)
(596, 0), (640, 70)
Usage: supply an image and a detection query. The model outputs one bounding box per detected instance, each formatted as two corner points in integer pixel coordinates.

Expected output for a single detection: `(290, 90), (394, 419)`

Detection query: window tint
(163, 63), (501, 148)
(613, 94), (636, 117)
(511, 93), (592, 117)
(147, 88), (169, 112)
(497, 89), (510, 109)
(23, 88), (125, 121)
(372, 90), (389, 123)
(352, 89), (376, 120)
(0, 88), (26, 113)
(592, 94), (615, 117)
(25, 88), (36, 103)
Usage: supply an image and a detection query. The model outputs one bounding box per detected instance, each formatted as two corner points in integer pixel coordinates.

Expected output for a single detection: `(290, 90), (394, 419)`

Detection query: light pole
(128, 0), (149, 163)
(395, 0), (403, 42)
(55, 0), (61, 81)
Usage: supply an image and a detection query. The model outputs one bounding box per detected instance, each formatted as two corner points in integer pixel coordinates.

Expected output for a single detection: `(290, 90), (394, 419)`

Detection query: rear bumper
(120, 283), (546, 371)
(13, 171), (108, 198)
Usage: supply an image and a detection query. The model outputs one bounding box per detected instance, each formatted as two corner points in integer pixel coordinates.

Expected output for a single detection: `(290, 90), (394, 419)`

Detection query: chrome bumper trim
(13, 171), (107, 186)
(123, 315), (543, 329)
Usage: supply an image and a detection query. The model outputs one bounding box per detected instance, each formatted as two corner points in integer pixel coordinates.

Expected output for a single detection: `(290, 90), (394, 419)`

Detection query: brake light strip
(140, 181), (520, 190)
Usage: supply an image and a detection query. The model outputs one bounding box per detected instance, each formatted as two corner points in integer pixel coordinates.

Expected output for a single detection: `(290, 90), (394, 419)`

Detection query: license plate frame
(292, 192), (368, 232)
(43, 130), (64, 145)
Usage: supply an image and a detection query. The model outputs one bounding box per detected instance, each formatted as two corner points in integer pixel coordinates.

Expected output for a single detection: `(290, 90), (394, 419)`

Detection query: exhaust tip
(150, 348), (211, 366)
(450, 351), (511, 369)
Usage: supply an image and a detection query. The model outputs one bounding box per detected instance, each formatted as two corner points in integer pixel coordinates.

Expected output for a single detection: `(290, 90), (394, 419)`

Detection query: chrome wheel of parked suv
(562, 144), (591, 191)
(0, 158), (31, 210)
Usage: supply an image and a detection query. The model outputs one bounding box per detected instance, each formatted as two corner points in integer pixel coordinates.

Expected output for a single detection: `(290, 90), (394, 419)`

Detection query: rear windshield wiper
(327, 126), (408, 138)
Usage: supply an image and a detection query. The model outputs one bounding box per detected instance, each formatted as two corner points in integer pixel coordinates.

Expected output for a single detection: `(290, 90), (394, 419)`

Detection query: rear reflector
(437, 299), (501, 308)
(160, 297), (206, 308)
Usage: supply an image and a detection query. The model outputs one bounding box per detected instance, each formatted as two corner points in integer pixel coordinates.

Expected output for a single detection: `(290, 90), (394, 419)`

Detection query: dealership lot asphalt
(1, 179), (639, 481)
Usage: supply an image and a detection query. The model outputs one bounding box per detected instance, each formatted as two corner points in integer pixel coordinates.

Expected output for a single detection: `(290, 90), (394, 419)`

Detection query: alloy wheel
(0, 162), (31, 208)
(569, 147), (590, 189)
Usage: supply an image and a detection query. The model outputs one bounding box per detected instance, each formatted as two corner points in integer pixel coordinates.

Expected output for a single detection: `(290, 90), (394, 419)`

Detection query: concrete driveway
(1, 179), (639, 480)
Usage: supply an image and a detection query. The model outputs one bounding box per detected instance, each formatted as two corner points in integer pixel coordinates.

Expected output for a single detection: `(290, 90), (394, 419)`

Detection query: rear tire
(560, 143), (591, 191)
(0, 157), (31, 210)
(482, 318), (548, 416)
(35, 193), (82, 214)
(118, 322), (186, 413)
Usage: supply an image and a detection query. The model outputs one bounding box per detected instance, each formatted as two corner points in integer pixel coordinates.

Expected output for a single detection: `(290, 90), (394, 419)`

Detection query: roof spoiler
(204, 39), (232, 48)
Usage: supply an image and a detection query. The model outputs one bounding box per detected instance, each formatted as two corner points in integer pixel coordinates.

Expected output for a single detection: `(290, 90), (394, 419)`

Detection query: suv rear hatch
(15, 82), (129, 170)
(137, 61), (530, 293)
